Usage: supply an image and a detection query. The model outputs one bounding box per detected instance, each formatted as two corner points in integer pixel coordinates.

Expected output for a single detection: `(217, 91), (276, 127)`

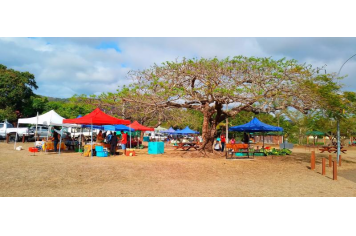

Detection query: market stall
(63, 108), (130, 158)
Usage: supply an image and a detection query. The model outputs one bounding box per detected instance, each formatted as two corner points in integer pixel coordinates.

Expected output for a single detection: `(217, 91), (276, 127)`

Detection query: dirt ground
(0, 141), (355, 197)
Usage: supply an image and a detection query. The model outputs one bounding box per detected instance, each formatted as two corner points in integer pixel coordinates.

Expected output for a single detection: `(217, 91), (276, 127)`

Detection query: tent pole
(91, 122), (93, 159)
(35, 112), (39, 142)
(130, 126), (131, 149)
(80, 126), (83, 151)
(59, 126), (63, 155)
(45, 125), (50, 154)
(14, 122), (19, 150)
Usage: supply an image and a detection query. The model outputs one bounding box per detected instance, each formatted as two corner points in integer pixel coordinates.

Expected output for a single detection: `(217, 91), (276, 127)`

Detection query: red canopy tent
(127, 121), (154, 148)
(63, 108), (130, 158)
(128, 121), (154, 131)
(63, 108), (130, 125)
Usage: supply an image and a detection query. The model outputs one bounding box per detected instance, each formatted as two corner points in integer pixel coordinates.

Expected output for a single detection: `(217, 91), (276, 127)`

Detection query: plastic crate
(95, 146), (104, 152)
(96, 151), (108, 157)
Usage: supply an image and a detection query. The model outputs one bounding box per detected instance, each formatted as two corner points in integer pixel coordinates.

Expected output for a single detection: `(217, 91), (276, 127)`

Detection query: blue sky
(1, 37), (356, 98)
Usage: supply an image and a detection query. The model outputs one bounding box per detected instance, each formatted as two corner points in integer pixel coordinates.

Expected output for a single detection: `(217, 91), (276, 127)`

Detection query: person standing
(109, 132), (118, 156)
(243, 132), (250, 144)
(214, 138), (221, 151)
(220, 134), (226, 152)
(120, 131), (127, 155)
(106, 131), (112, 143)
(53, 132), (59, 152)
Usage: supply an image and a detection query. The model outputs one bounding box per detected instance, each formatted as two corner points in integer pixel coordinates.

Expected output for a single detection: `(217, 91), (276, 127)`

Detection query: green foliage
(43, 98), (94, 119)
(0, 107), (17, 122)
(264, 148), (292, 156)
(0, 64), (38, 121)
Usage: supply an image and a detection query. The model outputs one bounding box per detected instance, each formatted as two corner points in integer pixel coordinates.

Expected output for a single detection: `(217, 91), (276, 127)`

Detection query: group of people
(96, 130), (128, 156)
(213, 132), (250, 152)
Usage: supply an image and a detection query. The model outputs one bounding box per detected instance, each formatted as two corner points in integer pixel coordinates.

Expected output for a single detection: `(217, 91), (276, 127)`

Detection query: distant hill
(39, 95), (70, 102)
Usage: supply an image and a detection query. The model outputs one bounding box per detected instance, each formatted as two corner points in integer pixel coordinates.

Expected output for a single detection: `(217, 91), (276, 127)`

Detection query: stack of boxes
(95, 146), (108, 157)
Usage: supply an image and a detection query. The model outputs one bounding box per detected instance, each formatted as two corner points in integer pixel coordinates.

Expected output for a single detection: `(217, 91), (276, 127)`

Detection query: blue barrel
(148, 142), (164, 154)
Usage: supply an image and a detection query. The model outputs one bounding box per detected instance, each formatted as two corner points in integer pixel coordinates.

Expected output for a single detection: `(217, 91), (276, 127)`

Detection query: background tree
(121, 56), (341, 152)
(0, 64), (38, 121)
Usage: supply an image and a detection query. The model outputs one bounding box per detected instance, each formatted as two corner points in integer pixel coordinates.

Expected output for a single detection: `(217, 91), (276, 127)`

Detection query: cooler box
(148, 142), (164, 154)
(96, 151), (108, 157)
(126, 149), (136, 156)
(143, 136), (150, 142)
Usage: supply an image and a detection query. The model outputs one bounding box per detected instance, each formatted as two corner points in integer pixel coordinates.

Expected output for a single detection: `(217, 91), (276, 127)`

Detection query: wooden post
(311, 151), (315, 170)
(333, 161), (337, 180)
(328, 155), (332, 167)
(322, 158), (326, 175)
(22, 134), (25, 143)
(339, 155), (342, 166)
(6, 134), (9, 143)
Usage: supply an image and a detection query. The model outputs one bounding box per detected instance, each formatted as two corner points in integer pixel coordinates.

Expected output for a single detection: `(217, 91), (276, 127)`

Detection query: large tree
(120, 56), (341, 152)
(0, 64), (38, 121)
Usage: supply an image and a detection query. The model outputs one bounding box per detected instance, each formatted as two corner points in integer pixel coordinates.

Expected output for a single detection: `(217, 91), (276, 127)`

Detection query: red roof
(63, 108), (130, 125)
(128, 121), (154, 131)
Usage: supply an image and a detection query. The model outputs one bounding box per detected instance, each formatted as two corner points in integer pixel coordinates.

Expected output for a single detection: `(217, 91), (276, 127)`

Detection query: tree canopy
(0, 64), (38, 121)
(120, 56), (342, 152)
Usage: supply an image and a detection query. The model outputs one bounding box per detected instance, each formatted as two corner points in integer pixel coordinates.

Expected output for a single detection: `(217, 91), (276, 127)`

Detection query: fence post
(333, 161), (337, 180)
(22, 134), (25, 143)
(311, 151), (315, 170)
(6, 134), (9, 143)
(322, 158), (326, 175)
(339, 155), (342, 167)
(328, 155), (332, 167)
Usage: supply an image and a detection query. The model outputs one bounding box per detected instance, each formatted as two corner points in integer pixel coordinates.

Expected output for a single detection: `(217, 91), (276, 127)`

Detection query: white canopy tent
(15, 110), (80, 153)
(154, 126), (167, 133)
(18, 110), (79, 127)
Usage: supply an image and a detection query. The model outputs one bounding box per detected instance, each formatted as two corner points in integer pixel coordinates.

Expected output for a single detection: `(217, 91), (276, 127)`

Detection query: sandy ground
(0, 141), (355, 197)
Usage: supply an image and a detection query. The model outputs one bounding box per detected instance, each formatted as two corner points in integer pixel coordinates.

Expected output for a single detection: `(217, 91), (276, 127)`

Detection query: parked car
(27, 126), (51, 141)
(0, 122), (33, 142)
(64, 127), (98, 139)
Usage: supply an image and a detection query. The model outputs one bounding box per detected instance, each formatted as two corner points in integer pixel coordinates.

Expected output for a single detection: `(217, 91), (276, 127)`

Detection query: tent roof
(306, 131), (325, 136)
(175, 126), (199, 134)
(63, 108), (130, 125)
(154, 126), (167, 132)
(229, 117), (283, 132)
(161, 127), (176, 134)
(18, 110), (79, 127)
(103, 125), (135, 132)
(128, 121), (154, 131)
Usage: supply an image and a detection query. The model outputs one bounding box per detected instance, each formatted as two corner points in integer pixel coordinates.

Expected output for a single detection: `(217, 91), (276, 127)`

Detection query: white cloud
(0, 37), (355, 98)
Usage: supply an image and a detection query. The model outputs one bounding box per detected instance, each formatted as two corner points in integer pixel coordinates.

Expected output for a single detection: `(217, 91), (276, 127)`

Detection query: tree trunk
(201, 112), (215, 152)
(200, 103), (224, 153)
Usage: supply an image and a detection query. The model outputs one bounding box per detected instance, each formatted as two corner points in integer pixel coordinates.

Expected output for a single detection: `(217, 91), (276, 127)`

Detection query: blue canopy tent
(161, 127), (176, 134)
(229, 117), (283, 149)
(175, 126), (199, 134)
(103, 125), (135, 132)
